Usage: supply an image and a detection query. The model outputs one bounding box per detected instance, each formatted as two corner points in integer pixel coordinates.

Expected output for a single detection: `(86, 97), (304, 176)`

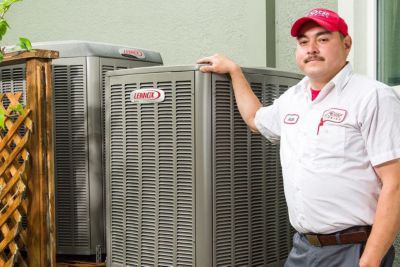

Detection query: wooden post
(2, 50), (58, 267)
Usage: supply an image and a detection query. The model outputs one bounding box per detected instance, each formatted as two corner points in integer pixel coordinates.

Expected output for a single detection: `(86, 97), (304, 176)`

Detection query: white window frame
(339, 0), (400, 94)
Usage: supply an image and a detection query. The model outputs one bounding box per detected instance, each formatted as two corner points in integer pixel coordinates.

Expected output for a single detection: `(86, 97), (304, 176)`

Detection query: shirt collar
(330, 62), (353, 93)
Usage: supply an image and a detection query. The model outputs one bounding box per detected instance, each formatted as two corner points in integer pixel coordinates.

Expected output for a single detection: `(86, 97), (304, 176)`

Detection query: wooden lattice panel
(0, 93), (32, 267)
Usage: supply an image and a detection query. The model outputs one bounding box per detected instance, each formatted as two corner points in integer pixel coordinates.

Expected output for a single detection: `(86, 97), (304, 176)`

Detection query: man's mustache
(304, 56), (325, 63)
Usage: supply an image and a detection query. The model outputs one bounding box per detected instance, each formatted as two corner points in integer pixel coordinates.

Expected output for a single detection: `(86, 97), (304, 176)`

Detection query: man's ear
(344, 35), (352, 50)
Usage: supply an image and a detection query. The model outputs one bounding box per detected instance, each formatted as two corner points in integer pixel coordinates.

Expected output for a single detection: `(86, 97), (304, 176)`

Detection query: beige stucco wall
(4, 0), (337, 72)
(4, 0), (266, 67)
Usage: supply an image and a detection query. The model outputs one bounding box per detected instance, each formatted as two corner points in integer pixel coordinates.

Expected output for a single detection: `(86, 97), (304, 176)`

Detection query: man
(197, 8), (400, 267)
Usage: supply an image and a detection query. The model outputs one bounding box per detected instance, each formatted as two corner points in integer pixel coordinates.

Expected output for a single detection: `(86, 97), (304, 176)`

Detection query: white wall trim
(338, 0), (377, 79)
(338, 0), (354, 64)
(393, 85), (400, 97)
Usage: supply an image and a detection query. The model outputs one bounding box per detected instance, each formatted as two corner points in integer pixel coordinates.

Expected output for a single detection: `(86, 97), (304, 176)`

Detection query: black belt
(304, 226), (372, 247)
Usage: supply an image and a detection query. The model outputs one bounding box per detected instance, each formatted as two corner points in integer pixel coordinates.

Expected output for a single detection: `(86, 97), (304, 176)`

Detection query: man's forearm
(229, 65), (262, 132)
(360, 177), (400, 266)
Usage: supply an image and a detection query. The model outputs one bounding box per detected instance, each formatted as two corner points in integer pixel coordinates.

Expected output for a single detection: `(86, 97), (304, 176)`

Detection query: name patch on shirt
(322, 108), (347, 123)
(284, 114), (299, 124)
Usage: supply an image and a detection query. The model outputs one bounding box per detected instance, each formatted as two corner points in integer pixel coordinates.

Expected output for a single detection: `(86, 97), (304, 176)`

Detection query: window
(377, 0), (400, 86)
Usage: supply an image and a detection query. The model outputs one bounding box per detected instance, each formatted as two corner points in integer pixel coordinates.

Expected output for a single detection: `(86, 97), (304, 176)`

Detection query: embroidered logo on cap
(284, 114), (300, 124)
(308, 9), (330, 18)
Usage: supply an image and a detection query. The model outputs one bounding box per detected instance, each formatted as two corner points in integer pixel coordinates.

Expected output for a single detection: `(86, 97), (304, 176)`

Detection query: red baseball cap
(291, 8), (348, 37)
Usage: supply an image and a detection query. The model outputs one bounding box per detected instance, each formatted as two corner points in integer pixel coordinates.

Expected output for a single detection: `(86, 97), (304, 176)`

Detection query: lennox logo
(130, 89), (165, 104)
(119, 48), (145, 59)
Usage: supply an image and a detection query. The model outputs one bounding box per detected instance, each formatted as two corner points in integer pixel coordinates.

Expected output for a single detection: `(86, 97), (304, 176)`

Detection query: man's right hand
(196, 53), (261, 133)
(197, 54), (240, 75)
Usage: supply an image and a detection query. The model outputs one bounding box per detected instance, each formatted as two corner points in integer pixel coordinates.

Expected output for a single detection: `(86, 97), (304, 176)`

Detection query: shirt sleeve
(359, 87), (400, 166)
(254, 97), (282, 144)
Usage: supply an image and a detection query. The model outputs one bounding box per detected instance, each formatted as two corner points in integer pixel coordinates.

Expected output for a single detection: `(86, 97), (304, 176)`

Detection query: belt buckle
(305, 234), (322, 247)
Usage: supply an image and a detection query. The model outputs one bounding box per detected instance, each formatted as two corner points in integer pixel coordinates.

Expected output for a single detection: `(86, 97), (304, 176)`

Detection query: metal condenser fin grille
(53, 64), (89, 249)
(110, 83), (125, 265)
(107, 67), (301, 267)
(213, 74), (293, 266)
(108, 73), (195, 267)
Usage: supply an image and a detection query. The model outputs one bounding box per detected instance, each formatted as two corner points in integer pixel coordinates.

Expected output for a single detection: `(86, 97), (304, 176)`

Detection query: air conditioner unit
(105, 65), (302, 267)
(0, 41), (163, 256)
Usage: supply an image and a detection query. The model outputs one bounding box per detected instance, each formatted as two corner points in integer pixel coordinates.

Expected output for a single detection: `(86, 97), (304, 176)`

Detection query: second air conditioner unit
(105, 65), (302, 267)
(1, 40), (163, 256)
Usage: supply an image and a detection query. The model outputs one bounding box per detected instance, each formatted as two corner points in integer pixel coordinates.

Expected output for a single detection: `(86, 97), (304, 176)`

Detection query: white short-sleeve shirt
(255, 64), (400, 234)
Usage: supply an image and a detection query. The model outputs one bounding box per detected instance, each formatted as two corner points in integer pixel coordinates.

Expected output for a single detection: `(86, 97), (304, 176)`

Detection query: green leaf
(3, 19), (9, 29)
(10, 103), (24, 115)
(3, 0), (23, 9)
(0, 0), (23, 17)
(0, 51), (4, 62)
(0, 19), (10, 40)
(0, 109), (5, 130)
(1, 0), (13, 10)
(17, 37), (32, 50)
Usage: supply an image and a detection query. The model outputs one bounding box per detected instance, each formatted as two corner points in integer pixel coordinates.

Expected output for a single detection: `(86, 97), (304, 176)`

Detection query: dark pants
(284, 233), (395, 267)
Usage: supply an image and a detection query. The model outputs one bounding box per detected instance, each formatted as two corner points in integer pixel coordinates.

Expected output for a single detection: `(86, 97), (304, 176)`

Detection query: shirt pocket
(307, 123), (346, 169)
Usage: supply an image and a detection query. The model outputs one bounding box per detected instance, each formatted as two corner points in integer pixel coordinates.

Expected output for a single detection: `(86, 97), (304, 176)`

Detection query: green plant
(0, 0), (31, 61)
(0, 103), (25, 130)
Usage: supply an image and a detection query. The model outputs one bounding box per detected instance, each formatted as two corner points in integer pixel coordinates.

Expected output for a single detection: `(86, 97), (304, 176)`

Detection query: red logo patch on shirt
(322, 108), (347, 123)
(284, 114), (299, 124)
(317, 108), (347, 135)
